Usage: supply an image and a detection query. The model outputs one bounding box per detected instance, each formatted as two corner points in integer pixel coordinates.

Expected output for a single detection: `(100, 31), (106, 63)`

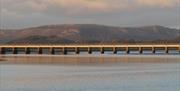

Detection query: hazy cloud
(0, 0), (179, 29)
(136, 0), (179, 7)
(2, 0), (179, 15)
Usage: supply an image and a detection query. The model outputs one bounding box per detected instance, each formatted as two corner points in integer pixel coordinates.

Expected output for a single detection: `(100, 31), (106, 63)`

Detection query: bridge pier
(75, 47), (80, 54)
(165, 47), (169, 54)
(62, 47), (67, 54)
(101, 47), (104, 54)
(126, 47), (130, 54)
(13, 48), (18, 54)
(88, 47), (92, 54)
(139, 47), (143, 54)
(50, 48), (55, 54)
(2, 48), (5, 54)
(0, 47), (3, 54)
(25, 48), (30, 54)
(38, 48), (43, 54)
(113, 47), (117, 54)
(152, 47), (156, 54)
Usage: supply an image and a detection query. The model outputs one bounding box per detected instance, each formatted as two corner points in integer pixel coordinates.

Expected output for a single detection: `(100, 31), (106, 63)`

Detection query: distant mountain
(0, 24), (180, 44)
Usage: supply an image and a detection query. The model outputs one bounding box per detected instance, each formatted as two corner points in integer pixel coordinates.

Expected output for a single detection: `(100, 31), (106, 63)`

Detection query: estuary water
(0, 55), (180, 91)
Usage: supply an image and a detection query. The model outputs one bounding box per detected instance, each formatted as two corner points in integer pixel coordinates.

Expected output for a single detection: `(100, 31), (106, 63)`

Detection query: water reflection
(0, 55), (180, 65)
(0, 55), (180, 91)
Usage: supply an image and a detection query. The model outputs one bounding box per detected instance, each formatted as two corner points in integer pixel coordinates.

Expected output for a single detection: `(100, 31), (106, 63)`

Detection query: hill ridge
(0, 24), (180, 44)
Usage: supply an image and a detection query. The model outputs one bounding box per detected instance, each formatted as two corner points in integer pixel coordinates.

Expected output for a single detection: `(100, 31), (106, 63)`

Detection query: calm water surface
(0, 55), (180, 91)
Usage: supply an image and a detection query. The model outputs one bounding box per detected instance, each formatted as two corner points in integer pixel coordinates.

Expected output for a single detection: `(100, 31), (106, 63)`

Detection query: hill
(0, 24), (180, 44)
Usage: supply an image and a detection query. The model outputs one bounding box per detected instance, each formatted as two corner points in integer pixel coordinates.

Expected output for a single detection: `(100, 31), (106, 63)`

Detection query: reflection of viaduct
(0, 44), (180, 55)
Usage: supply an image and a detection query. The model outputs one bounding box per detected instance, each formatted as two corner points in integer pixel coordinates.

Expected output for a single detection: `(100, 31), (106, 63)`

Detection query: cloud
(52, 0), (179, 9)
(1, 0), (179, 29)
(1, 0), (179, 15)
(136, 0), (179, 7)
(51, 0), (124, 11)
(46, 0), (180, 15)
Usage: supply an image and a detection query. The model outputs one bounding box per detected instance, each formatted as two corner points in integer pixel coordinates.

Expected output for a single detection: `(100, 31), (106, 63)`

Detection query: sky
(0, 0), (180, 29)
